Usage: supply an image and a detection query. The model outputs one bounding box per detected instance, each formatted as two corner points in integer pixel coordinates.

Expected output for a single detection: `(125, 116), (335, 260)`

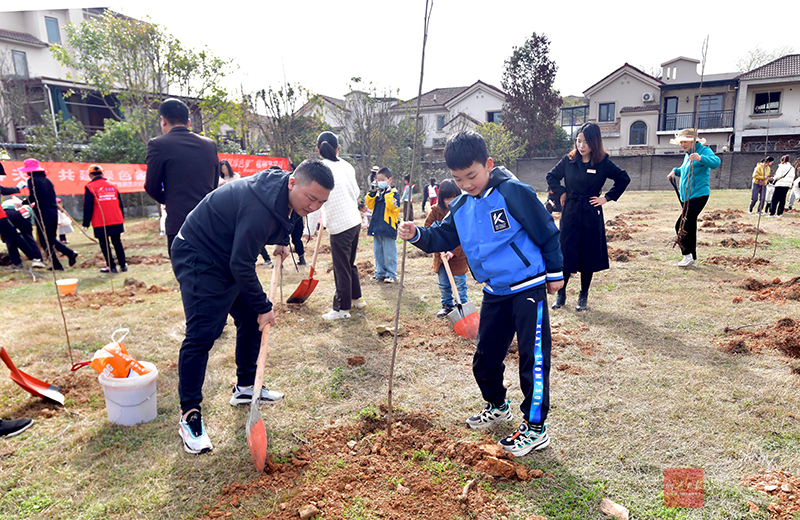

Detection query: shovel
(286, 229), (324, 304)
(246, 264), (281, 473)
(441, 256), (479, 339)
(1, 347), (65, 405)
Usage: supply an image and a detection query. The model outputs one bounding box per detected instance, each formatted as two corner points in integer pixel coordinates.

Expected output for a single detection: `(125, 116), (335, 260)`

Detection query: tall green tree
(476, 122), (527, 168)
(82, 119), (146, 164)
(501, 32), (561, 157)
(51, 10), (231, 144)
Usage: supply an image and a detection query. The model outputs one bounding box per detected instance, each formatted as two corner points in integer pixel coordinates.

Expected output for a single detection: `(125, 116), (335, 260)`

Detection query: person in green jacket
(666, 128), (720, 267)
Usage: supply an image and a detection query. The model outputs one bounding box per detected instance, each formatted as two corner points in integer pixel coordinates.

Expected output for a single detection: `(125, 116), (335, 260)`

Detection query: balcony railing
(659, 110), (734, 131)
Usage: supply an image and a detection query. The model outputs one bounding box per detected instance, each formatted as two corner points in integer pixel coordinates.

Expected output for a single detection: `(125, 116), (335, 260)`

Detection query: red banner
(0, 153), (289, 196)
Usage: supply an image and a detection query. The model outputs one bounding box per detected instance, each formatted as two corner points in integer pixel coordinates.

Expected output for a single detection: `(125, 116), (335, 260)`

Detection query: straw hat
(18, 158), (45, 173)
(669, 128), (706, 145)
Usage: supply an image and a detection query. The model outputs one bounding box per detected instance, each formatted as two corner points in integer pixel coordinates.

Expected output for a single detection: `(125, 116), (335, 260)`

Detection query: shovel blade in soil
(447, 302), (479, 339)
(0, 347), (65, 405)
(246, 402), (267, 473)
(286, 268), (318, 304)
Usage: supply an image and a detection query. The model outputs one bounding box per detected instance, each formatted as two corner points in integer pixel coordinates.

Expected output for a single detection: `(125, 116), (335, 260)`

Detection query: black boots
(551, 288), (566, 309)
(576, 291), (588, 312)
(297, 255), (307, 266)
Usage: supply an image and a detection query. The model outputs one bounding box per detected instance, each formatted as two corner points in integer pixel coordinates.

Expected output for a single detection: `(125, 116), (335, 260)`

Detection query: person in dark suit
(145, 98), (219, 256)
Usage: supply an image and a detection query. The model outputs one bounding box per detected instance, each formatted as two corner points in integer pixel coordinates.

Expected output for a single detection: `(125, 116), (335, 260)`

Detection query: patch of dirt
(742, 470), (800, 519)
(717, 318), (800, 360)
(704, 256), (771, 268)
(555, 364), (586, 375)
(699, 222), (765, 235)
(50, 368), (100, 406)
(739, 277), (800, 302)
(703, 209), (745, 220)
(408, 248), (431, 259)
(551, 324), (600, 357)
(77, 252), (170, 268)
(356, 260), (373, 279)
(718, 237), (769, 248)
(319, 244), (331, 255)
(401, 322), (473, 362)
(127, 220), (160, 233)
(203, 410), (539, 520)
(606, 229), (633, 241)
(62, 278), (171, 308)
(608, 247), (637, 262)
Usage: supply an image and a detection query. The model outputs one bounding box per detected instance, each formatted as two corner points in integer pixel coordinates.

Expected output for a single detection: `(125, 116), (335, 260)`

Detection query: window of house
(436, 114), (445, 131)
(45, 17), (61, 44)
(487, 111), (502, 123)
(629, 121), (647, 145)
(12, 51), (28, 78)
(598, 103), (615, 122)
(754, 92), (780, 114)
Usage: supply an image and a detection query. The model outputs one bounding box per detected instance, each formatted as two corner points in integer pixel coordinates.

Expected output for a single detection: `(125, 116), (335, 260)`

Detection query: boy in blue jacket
(366, 167), (400, 283)
(398, 131), (564, 456)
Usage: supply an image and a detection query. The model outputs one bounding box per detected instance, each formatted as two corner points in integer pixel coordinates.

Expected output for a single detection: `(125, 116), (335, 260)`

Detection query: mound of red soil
(717, 318), (800, 359)
(606, 229), (633, 242)
(78, 252), (170, 268)
(608, 248), (637, 262)
(700, 222), (765, 234)
(719, 237), (769, 248)
(202, 410), (541, 520)
(742, 470), (800, 519)
(704, 256), (770, 268)
(62, 278), (171, 308)
(605, 214), (648, 242)
(704, 209), (744, 220)
(740, 277), (800, 302)
(356, 260), (373, 279)
(127, 220), (160, 233)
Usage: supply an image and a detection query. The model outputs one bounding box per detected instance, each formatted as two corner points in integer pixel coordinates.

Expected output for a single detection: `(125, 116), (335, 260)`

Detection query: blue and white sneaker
(465, 400), (513, 429)
(178, 409), (213, 455)
(498, 421), (550, 456)
(230, 384), (284, 406)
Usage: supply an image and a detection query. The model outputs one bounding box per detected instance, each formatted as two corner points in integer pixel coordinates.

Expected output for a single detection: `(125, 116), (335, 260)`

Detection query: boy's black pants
(473, 285), (551, 425)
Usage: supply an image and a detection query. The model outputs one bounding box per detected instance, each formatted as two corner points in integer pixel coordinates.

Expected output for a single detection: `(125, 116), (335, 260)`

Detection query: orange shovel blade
(0, 347), (65, 405)
(247, 411), (268, 473)
(287, 267), (319, 304)
(452, 312), (480, 339)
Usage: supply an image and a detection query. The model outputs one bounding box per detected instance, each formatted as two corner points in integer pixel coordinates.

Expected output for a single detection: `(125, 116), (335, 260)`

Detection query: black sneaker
(498, 421), (550, 456)
(68, 253), (78, 267)
(297, 255), (306, 266)
(465, 401), (513, 429)
(120, 265), (128, 272)
(0, 418), (34, 438)
(436, 305), (454, 318)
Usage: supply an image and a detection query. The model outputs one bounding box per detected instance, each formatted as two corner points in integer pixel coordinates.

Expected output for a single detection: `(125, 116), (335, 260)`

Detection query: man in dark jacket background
(172, 159), (333, 455)
(145, 98), (219, 256)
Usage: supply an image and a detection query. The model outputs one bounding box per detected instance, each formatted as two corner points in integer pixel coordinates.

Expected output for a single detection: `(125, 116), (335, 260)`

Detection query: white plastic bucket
(98, 361), (158, 426)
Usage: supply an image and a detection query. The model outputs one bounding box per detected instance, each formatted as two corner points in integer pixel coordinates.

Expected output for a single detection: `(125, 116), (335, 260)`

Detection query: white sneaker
(384, 277), (396, 284)
(322, 309), (351, 321)
(352, 297), (366, 309)
(230, 384), (284, 405)
(178, 410), (213, 455)
(676, 255), (695, 267)
(31, 259), (46, 269)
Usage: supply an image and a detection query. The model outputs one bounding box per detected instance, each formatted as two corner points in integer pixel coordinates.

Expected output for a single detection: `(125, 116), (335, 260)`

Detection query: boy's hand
(398, 221), (417, 241)
(258, 311), (275, 330)
(546, 280), (564, 294)
(272, 245), (290, 262)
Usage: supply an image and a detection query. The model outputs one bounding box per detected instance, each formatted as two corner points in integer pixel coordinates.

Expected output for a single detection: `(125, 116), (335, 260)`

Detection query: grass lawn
(0, 189), (798, 520)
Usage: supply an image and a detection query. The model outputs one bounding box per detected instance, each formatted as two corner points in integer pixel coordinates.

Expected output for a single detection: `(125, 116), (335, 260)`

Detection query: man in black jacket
(172, 159), (333, 455)
(144, 98), (219, 256)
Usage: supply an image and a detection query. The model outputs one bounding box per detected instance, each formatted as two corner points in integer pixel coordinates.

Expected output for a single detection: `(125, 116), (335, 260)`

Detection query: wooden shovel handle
(441, 255), (463, 306)
(253, 264), (281, 396)
(309, 226), (324, 274)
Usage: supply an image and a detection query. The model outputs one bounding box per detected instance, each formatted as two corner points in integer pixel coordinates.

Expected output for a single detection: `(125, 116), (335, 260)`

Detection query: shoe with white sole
(498, 421), (550, 456)
(676, 254), (695, 267)
(465, 400), (513, 429)
(322, 309), (351, 321)
(230, 384), (284, 405)
(0, 418), (34, 438)
(31, 259), (46, 269)
(178, 409), (213, 455)
(352, 297), (366, 309)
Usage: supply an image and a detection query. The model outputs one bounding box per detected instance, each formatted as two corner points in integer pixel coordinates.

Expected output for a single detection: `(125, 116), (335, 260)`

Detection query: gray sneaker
(465, 401), (513, 429)
(498, 421), (550, 456)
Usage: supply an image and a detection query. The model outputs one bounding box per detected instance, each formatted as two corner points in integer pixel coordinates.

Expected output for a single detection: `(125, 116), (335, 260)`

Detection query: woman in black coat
(546, 123), (630, 311)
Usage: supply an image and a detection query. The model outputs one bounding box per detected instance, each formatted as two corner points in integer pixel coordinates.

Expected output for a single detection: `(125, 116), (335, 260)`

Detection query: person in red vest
(83, 164), (127, 273)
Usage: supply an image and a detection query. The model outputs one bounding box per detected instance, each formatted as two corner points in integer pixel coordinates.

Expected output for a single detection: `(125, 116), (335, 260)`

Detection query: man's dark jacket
(145, 125), (219, 236)
(177, 170), (300, 314)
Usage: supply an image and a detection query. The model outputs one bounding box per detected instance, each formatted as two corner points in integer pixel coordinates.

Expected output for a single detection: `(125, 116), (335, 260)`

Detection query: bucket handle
(112, 328), (130, 344)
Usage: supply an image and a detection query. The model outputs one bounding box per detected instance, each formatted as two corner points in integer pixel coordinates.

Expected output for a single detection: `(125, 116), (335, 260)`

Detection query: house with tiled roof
(392, 80), (505, 151)
(733, 54), (800, 152)
(567, 58), (741, 155)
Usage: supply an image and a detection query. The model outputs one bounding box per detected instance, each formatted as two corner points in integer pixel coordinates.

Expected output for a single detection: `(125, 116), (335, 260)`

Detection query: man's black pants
(172, 238), (262, 414)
